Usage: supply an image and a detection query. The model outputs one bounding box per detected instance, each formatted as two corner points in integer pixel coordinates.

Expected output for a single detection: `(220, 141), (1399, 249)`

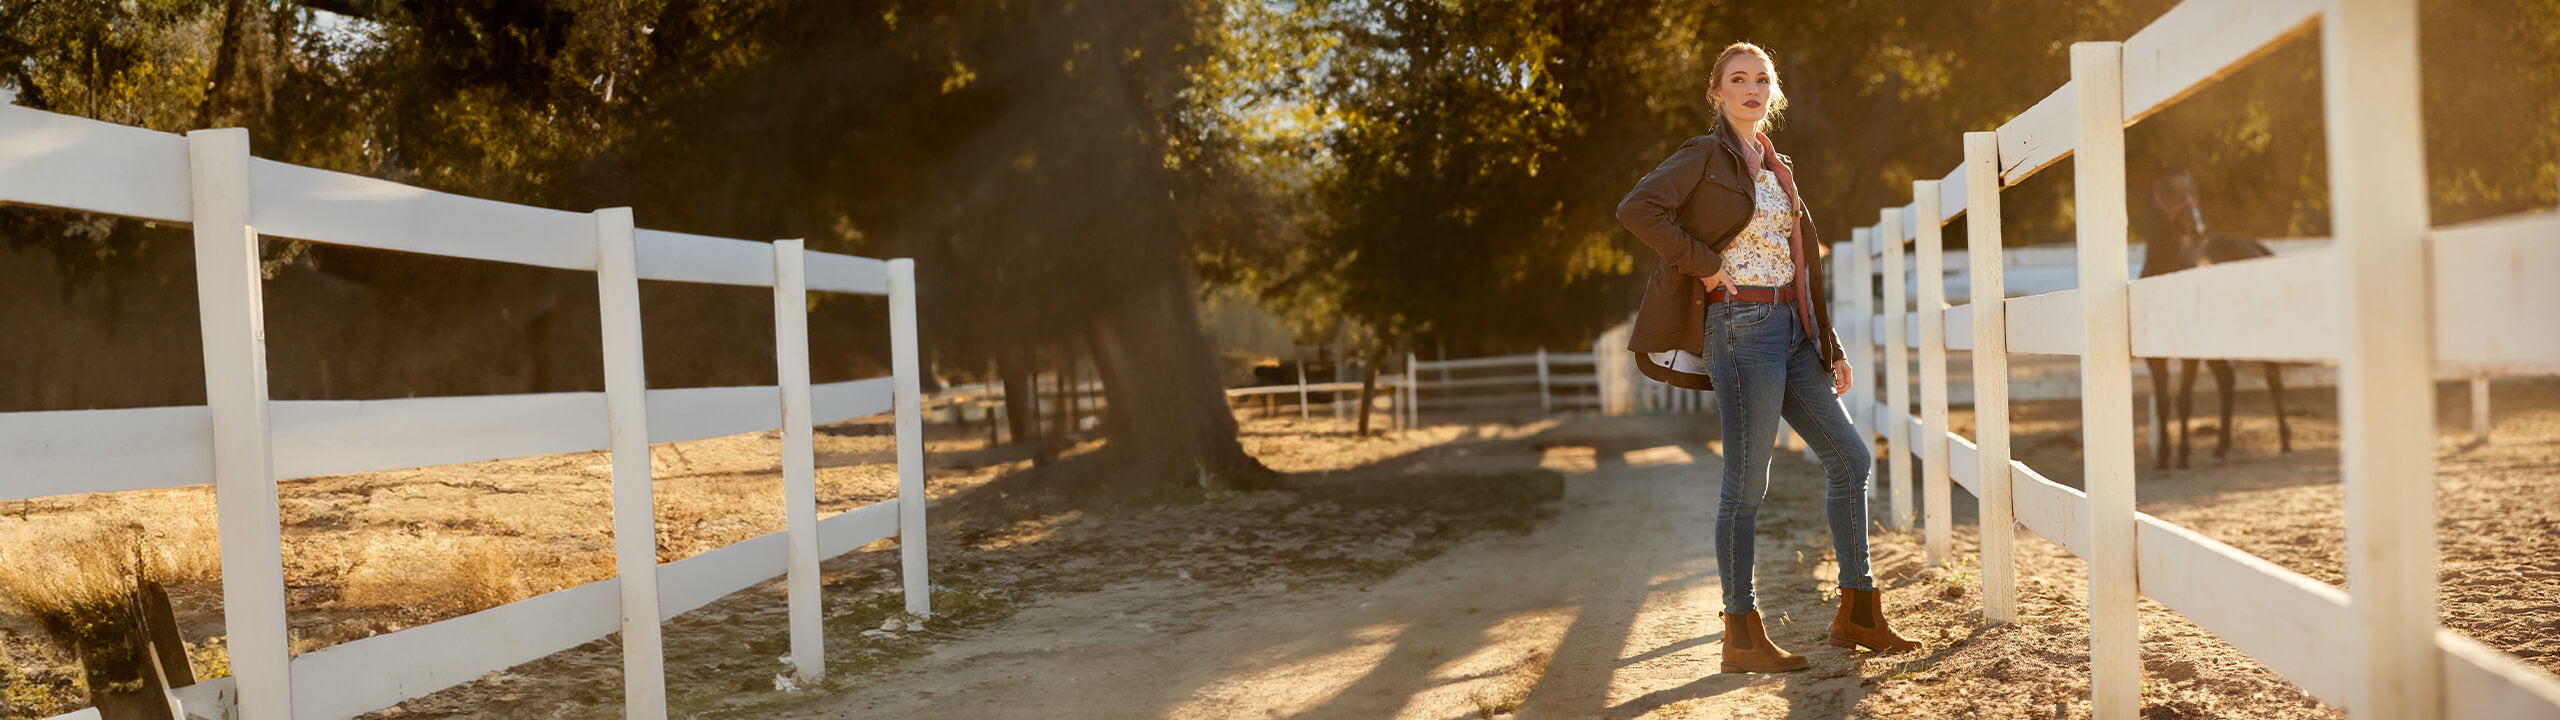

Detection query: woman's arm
(1616, 137), (1727, 278)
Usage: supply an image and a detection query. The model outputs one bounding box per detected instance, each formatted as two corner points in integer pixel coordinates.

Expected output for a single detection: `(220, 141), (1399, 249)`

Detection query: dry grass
(0, 416), (988, 719)
(1, 526), (156, 640)
(334, 536), (527, 613)
(0, 526), (164, 701)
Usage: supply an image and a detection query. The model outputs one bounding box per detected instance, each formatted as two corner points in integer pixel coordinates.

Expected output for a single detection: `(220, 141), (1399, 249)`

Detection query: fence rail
(1404, 349), (1601, 425)
(1829, 1), (2560, 719)
(0, 103), (929, 720)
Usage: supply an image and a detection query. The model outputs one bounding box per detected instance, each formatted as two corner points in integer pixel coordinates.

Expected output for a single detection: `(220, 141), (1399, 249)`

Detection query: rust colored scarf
(1754, 132), (1818, 345)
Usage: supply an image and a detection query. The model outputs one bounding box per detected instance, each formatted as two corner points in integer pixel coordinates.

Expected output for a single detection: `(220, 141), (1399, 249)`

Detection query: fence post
(2324, 0), (2441, 716)
(988, 359), (1007, 445)
(771, 239), (823, 684)
(1850, 227), (1880, 506)
(1296, 359), (1310, 421)
(1880, 208), (1912, 531)
(2072, 41), (2139, 720)
(1405, 352), (1419, 428)
(888, 259), (932, 617)
(1537, 348), (1552, 412)
(594, 207), (670, 720)
(1914, 180), (1952, 566)
(1964, 131), (2019, 625)
(2472, 375), (2491, 442)
(1589, 349), (1605, 417)
(186, 128), (294, 720)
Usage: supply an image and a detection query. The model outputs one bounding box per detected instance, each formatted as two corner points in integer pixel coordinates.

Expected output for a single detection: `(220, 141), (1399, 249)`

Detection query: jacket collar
(1707, 118), (1790, 171)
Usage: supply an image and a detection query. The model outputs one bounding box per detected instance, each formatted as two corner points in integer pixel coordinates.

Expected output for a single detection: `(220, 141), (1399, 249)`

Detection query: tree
(4, 0), (1285, 493)
(544, 0), (1280, 489)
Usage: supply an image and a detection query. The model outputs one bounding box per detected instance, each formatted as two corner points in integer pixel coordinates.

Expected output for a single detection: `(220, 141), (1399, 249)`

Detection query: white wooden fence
(0, 104), (930, 720)
(1829, 1), (2560, 718)
(1401, 349), (1599, 425)
(1226, 377), (1407, 428)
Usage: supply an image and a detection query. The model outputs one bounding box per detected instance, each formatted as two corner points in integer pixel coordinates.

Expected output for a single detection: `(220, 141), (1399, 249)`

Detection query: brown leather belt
(1708, 284), (1798, 304)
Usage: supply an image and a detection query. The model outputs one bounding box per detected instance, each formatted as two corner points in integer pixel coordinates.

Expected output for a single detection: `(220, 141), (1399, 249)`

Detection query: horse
(2141, 166), (2296, 470)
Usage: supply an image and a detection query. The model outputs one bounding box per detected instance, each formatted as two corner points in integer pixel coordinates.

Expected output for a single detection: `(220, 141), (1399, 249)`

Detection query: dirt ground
(3, 377), (2556, 719)
(1948, 375), (2560, 680)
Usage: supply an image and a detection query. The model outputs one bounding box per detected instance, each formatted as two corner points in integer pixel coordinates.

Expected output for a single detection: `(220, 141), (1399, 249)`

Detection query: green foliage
(1193, 1), (1697, 354)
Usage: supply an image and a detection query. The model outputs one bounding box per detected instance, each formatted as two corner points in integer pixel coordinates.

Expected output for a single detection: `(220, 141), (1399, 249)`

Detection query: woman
(1614, 41), (1919, 674)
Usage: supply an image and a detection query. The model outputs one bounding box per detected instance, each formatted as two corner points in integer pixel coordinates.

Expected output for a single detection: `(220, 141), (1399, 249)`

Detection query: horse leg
(2265, 362), (2293, 454)
(2209, 359), (2238, 462)
(2147, 357), (2174, 470)
(2176, 358), (2200, 470)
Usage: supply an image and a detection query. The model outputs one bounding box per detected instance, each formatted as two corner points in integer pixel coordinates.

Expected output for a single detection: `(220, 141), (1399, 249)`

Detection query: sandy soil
(768, 414), (1802, 720)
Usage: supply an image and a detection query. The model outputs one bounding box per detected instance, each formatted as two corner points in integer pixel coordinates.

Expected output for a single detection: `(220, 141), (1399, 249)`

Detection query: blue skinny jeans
(1702, 292), (1877, 615)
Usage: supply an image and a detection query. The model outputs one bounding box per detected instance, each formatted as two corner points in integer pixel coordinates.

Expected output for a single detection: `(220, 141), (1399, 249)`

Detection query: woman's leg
(1703, 300), (1796, 615)
(1778, 329), (1878, 592)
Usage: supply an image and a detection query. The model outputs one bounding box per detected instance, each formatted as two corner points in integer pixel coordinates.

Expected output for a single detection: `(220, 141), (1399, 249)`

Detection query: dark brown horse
(2142, 167), (2296, 470)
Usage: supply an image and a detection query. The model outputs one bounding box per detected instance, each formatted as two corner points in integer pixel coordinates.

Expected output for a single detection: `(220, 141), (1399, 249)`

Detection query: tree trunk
(192, 0), (251, 129)
(1086, 280), (1273, 490)
(999, 348), (1040, 447)
(1053, 345), (1075, 441)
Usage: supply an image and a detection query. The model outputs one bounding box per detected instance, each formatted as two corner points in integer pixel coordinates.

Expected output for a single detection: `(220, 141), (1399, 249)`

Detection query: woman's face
(1715, 53), (1775, 130)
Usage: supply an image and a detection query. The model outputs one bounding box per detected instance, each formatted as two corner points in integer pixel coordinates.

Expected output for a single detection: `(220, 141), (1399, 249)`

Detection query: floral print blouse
(1722, 167), (1796, 287)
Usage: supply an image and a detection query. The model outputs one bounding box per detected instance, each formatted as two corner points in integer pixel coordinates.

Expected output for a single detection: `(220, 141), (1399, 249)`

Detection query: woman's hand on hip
(1699, 269), (1738, 297)
(1832, 359), (1855, 396)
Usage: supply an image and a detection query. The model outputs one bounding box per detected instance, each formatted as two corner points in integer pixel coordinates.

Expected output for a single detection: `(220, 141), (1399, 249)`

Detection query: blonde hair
(1710, 42), (1787, 136)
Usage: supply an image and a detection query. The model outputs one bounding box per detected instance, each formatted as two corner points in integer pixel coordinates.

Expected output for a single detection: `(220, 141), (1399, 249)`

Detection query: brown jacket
(1615, 124), (1846, 391)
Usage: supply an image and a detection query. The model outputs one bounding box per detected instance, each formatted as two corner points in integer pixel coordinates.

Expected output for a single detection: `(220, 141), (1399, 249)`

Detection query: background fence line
(1830, 1), (2560, 718)
(0, 103), (929, 720)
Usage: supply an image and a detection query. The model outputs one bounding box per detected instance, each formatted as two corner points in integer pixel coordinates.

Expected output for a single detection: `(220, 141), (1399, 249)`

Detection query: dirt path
(771, 418), (1882, 720)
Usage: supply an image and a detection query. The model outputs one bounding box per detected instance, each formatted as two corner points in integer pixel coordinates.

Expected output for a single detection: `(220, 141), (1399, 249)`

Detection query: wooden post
(187, 128), (293, 720)
(771, 239), (822, 684)
(1537, 347), (1553, 413)
(988, 359), (1006, 445)
(2472, 375), (2491, 442)
(1336, 357), (1353, 421)
(2324, 0), (2441, 716)
(1915, 180), (1953, 566)
(888, 259), (932, 617)
(1589, 349), (1605, 419)
(1850, 228), (1880, 506)
(1965, 132), (2019, 624)
(1405, 352), (1419, 429)
(2073, 41), (2140, 720)
(1881, 207), (1913, 531)
(595, 207), (669, 720)
(1296, 358), (1310, 421)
